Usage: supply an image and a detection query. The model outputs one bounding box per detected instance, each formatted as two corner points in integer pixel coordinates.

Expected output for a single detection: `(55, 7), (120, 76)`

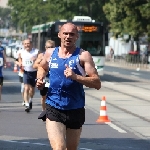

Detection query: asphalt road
(104, 65), (150, 81)
(1, 63), (150, 149)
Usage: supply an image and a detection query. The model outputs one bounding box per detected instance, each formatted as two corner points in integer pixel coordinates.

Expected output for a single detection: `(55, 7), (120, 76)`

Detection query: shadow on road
(0, 137), (150, 150)
(100, 73), (139, 82)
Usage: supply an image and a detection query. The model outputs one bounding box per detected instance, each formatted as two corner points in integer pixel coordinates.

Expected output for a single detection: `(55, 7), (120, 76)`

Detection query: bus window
(79, 32), (104, 56)
(86, 41), (97, 55)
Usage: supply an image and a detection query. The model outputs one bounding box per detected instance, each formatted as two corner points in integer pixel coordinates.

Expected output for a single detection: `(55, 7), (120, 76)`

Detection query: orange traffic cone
(13, 64), (18, 72)
(96, 96), (110, 123)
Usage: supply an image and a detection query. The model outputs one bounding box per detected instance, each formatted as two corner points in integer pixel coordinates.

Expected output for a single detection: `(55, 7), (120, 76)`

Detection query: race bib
(45, 77), (50, 87)
(23, 59), (33, 67)
(0, 58), (3, 67)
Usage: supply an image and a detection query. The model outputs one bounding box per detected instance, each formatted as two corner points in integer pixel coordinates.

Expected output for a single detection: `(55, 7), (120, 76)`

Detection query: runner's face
(45, 44), (54, 50)
(24, 40), (31, 51)
(59, 24), (78, 48)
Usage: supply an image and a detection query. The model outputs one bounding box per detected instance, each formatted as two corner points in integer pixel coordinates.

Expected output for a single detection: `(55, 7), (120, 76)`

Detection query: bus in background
(31, 16), (106, 76)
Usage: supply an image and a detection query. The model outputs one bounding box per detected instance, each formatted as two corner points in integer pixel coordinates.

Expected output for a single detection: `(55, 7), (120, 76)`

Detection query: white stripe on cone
(100, 110), (107, 116)
(101, 101), (106, 106)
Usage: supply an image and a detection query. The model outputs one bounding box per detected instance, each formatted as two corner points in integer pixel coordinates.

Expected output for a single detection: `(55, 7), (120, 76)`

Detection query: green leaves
(7, 0), (108, 33)
(0, 7), (11, 28)
(103, 0), (150, 41)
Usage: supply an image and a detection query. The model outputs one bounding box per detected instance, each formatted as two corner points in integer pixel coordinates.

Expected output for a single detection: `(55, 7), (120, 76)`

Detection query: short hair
(23, 39), (32, 44)
(45, 40), (55, 47)
(60, 22), (78, 33)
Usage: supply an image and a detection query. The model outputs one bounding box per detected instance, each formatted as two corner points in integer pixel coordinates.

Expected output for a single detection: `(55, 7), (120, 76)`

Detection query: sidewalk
(105, 59), (150, 71)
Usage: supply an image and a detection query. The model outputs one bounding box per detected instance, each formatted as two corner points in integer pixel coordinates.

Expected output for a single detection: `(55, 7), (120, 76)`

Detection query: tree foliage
(103, 0), (150, 41)
(8, 0), (150, 41)
(0, 7), (11, 28)
(8, 0), (107, 32)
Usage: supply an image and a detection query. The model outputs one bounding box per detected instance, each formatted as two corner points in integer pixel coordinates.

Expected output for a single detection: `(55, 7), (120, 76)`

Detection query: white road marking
(103, 81), (114, 85)
(131, 72), (140, 76)
(4, 81), (20, 84)
(1, 140), (93, 149)
(112, 71), (119, 74)
(0, 140), (49, 146)
(106, 122), (127, 133)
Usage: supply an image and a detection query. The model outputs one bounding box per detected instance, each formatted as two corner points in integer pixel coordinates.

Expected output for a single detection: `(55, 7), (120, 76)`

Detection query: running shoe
(22, 101), (25, 106)
(25, 106), (30, 112)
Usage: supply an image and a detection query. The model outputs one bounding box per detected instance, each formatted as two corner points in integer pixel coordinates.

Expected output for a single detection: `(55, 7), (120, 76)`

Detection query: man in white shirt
(19, 39), (39, 112)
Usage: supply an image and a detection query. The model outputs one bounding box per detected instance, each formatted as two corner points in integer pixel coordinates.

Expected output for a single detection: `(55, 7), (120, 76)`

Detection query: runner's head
(23, 39), (32, 51)
(58, 22), (78, 48)
(45, 40), (55, 51)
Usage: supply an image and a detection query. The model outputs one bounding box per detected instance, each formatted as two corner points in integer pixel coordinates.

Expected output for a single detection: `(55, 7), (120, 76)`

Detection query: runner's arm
(18, 53), (22, 67)
(33, 53), (43, 69)
(73, 51), (101, 90)
(2, 50), (7, 66)
(36, 50), (51, 89)
(37, 50), (51, 80)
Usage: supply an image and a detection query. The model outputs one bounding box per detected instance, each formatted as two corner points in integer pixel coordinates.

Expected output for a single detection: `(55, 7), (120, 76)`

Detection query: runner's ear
(58, 33), (61, 38)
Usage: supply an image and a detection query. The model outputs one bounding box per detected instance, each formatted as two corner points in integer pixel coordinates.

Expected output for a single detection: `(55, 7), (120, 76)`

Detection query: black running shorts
(46, 104), (85, 129)
(40, 87), (48, 96)
(0, 77), (3, 86)
(23, 71), (37, 87)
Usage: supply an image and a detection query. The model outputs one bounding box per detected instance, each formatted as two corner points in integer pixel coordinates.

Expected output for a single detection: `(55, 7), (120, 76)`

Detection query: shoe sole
(25, 108), (30, 113)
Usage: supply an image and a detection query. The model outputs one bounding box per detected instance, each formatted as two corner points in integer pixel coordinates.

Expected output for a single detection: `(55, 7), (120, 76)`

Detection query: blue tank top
(46, 47), (86, 110)
(0, 51), (4, 77)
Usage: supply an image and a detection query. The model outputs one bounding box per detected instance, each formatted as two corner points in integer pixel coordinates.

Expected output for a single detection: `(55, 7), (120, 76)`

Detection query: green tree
(103, 0), (150, 42)
(0, 7), (11, 28)
(8, 0), (108, 33)
(138, 1), (150, 42)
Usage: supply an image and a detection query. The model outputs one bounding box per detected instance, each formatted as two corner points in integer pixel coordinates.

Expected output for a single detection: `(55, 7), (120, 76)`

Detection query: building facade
(0, 0), (8, 8)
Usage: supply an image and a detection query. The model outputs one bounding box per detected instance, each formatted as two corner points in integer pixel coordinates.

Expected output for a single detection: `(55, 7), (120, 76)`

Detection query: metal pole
(38, 27), (41, 50)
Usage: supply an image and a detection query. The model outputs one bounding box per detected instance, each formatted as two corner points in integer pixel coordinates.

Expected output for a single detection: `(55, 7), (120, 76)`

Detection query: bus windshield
(78, 32), (104, 56)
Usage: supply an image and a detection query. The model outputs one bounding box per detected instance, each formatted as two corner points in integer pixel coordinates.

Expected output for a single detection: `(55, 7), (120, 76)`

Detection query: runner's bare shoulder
(45, 48), (55, 62)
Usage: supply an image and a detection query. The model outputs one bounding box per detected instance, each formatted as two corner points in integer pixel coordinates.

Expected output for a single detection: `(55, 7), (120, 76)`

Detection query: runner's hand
(64, 64), (76, 80)
(36, 78), (45, 90)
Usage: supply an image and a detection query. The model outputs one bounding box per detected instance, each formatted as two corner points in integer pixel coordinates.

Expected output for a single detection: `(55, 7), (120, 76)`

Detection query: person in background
(36, 23), (101, 149)
(0, 46), (6, 101)
(0, 41), (7, 68)
(19, 39), (39, 112)
(33, 40), (55, 118)
(110, 46), (114, 60)
(87, 41), (96, 55)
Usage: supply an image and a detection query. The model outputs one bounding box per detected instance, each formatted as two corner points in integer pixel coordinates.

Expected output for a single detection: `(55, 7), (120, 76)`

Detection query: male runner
(33, 40), (55, 114)
(19, 39), (39, 112)
(36, 23), (101, 149)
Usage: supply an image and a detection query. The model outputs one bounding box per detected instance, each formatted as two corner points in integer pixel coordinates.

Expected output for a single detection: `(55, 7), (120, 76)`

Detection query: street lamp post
(79, 6), (82, 16)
